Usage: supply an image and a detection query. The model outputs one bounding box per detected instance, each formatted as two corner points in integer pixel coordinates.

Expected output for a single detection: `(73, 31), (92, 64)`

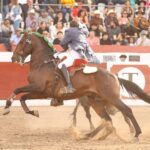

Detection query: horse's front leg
(3, 84), (41, 115)
(20, 92), (45, 117)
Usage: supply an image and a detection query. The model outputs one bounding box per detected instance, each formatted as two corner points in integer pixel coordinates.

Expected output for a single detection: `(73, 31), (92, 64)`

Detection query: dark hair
(77, 9), (86, 17)
(70, 20), (79, 28)
(102, 32), (108, 36)
(57, 31), (63, 35)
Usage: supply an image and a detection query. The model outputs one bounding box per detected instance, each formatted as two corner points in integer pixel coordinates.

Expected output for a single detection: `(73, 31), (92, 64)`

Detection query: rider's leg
(60, 64), (75, 93)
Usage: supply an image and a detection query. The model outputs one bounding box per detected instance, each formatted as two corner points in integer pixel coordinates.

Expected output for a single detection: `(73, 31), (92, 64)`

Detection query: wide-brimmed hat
(28, 9), (36, 14)
(107, 9), (115, 15)
(93, 10), (100, 15)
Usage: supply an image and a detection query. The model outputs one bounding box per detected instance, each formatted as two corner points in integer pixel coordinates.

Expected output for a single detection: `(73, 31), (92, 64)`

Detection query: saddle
(67, 59), (98, 75)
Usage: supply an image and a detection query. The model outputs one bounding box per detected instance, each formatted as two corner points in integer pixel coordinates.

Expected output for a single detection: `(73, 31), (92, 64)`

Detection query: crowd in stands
(0, 0), (150, 51)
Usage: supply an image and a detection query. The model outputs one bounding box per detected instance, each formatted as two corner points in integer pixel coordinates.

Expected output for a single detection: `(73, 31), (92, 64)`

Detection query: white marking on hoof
(3, 108), (10, 115)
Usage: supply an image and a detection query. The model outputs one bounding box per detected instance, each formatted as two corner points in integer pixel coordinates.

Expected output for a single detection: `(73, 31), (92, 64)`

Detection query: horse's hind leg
(123, 114), (135, 136)
(86, 100), (114, 140)
(71, 100), (80, 127)
(20, 92), (45, 117)
(87, 108), (114, 140)
(80, 97), (94, 130)
(109, 99), (141, 139)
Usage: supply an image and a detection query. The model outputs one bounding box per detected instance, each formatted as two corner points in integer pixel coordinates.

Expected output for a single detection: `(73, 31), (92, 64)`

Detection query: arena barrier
(0, 45), (150, 106)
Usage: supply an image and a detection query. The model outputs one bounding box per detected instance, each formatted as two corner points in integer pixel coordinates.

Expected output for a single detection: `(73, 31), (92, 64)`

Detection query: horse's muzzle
(11, 54), (24, 64)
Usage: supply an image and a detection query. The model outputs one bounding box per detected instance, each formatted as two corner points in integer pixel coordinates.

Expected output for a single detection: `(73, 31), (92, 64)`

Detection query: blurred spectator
(77, 9), (89, 26)
(128, 36), (136, 46)
(9, 1), (22, 30)
(133, 10), (149, 32)
(1, 19), (14, 37)
(104, 9), (118, 29)
(10, 28), (22, 51)
(25, 9), (38, 31)
(136, 0), (147, 5)
(71, 3), (79, 19)
(136, 0), (146, 15)
(61, 6), (72, 22)
(0, 0), (150, 48)
(87, 30), (100, 47)
(100, 32), (111, 45)
(135, 30), (150, 46)
(104, 1), (115, 16)
(54, 11), (67, 25)
(47, 5), (55, 19)
(90, 10), (103, 27)
(0, 33), (11, 51)
(146, 0), (150, 7)
(38, 9), (53, 26)
(18, 0), (29, 24)
(37, 21), (49, 34)
(53, 31), (64, 44)
(89, 24), (101, 37)
(118, 10), (130, 33)
(122, 0), (133, 18)
(42, 30), (53, 43)
(2, 0), (11, 19)
(147, 26), (150, 39)
(107, 20), (121, 44)
(95, 0), (108, 5)
(50, 21), (66, 39)
(116, 33), (128, 45)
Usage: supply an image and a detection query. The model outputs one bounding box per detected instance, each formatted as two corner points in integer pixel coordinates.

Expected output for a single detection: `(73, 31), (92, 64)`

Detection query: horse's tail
(118, 77), (150, 104)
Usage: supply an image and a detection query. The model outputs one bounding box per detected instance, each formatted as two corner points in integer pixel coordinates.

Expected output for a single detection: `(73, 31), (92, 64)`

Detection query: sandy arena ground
(0, 105), (150, 150)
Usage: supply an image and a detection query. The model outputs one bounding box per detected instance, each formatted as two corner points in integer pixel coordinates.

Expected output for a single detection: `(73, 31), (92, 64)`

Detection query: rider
(55, 20), (100, 93)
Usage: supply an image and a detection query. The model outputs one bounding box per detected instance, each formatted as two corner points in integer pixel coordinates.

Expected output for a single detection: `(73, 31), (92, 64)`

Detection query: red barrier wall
(0, 63), (29, 99)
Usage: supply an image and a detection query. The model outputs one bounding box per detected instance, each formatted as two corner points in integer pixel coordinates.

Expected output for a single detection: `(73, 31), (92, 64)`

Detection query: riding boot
(61, 64), (75, 93)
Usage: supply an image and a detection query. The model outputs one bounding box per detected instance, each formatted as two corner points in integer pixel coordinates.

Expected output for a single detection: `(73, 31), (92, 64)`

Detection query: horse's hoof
(33, 110), (39, 117)
(130, 137), (139, 143)
(90, 125), (95, 131)
(3, 108), (10, 115)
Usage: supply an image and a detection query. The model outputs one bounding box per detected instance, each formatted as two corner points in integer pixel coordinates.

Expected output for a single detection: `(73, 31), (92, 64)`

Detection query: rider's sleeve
(60, 30), (72, 50)
(79, 23), (89, 37)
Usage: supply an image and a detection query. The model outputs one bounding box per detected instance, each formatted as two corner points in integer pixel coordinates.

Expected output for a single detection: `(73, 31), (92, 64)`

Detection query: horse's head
(12, 32), (33, 65)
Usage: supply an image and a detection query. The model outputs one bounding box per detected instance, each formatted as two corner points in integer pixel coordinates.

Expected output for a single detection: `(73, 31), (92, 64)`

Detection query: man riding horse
(56, 20), (100, 93)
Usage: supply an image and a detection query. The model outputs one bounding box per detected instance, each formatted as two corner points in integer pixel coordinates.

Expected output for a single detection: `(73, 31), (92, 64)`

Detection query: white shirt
(135, 36), (150, 46)
(18, 0), (27, 4)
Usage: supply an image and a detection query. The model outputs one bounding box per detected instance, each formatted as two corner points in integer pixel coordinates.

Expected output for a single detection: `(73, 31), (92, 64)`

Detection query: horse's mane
(31, 32), (56, 54)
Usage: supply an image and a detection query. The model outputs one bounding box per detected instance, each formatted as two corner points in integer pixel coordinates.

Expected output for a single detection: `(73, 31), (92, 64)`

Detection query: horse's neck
(30, 44), (54, 70)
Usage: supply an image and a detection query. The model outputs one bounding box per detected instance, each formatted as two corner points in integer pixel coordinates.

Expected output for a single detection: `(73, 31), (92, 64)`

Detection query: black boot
(61, 64), (75, 93)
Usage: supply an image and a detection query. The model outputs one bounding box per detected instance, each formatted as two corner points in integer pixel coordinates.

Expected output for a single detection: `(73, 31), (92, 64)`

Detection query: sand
(0, 106), (150, 150)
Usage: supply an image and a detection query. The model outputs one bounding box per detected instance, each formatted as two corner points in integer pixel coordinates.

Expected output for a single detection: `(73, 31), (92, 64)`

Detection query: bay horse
(3, 32), (150, 140)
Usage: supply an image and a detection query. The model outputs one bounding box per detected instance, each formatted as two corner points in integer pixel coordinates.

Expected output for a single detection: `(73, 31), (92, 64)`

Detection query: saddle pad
(83, 66), (98, 74)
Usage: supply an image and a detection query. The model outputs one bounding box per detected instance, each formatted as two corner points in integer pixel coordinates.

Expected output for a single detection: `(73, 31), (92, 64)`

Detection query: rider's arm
(60, 30), (72, 51)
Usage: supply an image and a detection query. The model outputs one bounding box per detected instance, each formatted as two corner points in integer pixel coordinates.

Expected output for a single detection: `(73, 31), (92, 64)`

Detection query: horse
(3, 32), (150, 140)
